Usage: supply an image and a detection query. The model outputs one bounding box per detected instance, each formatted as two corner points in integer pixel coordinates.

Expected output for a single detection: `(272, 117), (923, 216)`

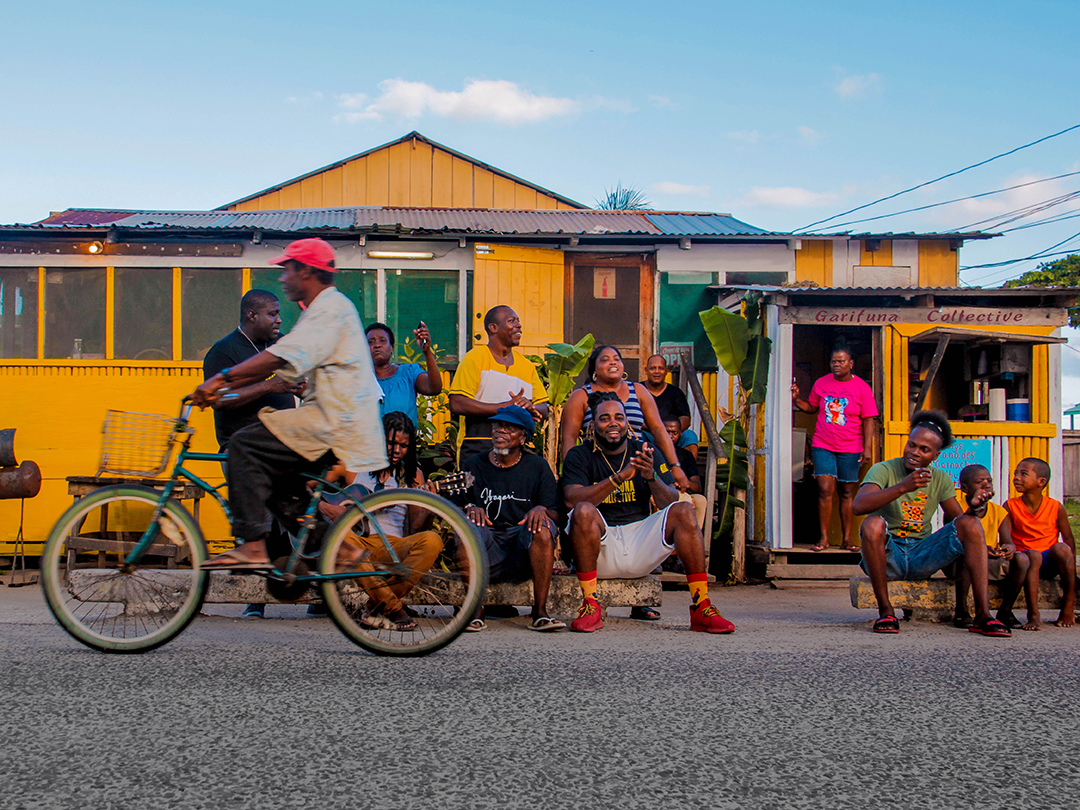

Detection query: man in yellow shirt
(449, 305), (549, 463)
(951, 464), (1015, 628)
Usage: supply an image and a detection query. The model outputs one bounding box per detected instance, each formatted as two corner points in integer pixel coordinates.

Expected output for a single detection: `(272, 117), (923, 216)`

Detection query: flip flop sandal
(464, 619), (486, 632)
(527, 616), (566, 632)
(630, 606), (661, 621)
(952, 614), (974, 629)
(200, 552), (273, 571)
(873, 615), (900, 634)
(969, 618), (1012, 637)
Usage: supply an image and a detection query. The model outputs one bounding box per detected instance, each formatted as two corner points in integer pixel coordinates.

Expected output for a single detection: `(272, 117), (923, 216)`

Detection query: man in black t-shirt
(641, 354), (699, 460)
(561, 394), (734, 635)
(458, 405), (565, 632)
(203, 289), (300, 618)
(202, 289), (299, 452)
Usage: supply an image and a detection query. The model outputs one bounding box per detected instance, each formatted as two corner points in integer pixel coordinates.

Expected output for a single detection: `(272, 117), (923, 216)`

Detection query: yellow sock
(687, 573), (709, 606)
(576, 570), (598, 600)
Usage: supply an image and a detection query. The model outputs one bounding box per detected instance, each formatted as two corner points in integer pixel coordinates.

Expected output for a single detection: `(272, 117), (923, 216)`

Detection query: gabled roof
(216, 131), (588, 211)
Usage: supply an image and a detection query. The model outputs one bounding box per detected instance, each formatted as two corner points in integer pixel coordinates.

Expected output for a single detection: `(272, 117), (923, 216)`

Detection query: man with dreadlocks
(318, 411), (442, 631)
(560, 393), (734, 634)
(853, 409), (1011, 637)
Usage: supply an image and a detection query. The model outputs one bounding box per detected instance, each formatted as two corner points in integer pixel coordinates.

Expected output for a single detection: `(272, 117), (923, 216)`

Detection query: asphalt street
(2, 581), (1078, 810)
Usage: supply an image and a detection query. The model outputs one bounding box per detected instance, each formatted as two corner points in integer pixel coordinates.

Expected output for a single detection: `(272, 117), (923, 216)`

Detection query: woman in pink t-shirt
(792, 345), (879, 551)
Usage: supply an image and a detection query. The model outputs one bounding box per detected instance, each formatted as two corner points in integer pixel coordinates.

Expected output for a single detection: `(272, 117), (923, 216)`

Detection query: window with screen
(335, 270), (378, 331)
(45, 269), (106, 358)
(115, 268), (172, 360)
(181, 269), (241, 360)
(0, 269), (38, 359)
(385, 269), (459, 363)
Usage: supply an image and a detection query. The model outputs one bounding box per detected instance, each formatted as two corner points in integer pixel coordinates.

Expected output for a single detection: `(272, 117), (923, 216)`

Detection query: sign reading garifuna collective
(779, 307), (1067, 327)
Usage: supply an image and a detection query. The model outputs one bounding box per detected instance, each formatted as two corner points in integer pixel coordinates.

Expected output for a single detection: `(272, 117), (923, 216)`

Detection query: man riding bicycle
(193, 238), (387, 570)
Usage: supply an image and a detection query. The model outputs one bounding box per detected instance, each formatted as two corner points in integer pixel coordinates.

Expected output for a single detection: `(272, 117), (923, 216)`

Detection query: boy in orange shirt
(997, 457), (1076, 630)
(951, 464), (1015, 628)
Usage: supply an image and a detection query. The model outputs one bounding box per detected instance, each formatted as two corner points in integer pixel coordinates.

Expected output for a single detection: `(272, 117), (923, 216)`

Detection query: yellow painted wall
(881, 323), (1056, 495)
(0, 362), (230, 553)
(918, 241), (959, 286)
(227, 137), (578, 211)
(794, 240), (832, 286)
(860, 240), (893, 266)
(471, 245), (565, 357)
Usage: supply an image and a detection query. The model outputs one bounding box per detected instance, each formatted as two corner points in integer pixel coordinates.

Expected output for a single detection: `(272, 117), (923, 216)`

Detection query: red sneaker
(571, 597), (604, 633)
(690, 599), (734, 634)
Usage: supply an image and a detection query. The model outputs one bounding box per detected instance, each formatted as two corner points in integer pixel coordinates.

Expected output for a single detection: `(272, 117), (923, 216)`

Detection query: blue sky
(3, 0), (1079, 404)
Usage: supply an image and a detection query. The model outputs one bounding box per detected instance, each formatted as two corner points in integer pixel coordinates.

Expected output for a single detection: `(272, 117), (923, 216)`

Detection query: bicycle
(40, 398), (488, 656)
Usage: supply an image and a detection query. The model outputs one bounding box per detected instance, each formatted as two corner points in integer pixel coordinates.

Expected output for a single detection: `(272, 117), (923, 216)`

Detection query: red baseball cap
(269, 238), (337, 272)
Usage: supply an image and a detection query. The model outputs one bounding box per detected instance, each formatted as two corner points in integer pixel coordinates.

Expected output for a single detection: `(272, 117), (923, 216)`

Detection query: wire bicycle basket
(97, 410), (179, 478)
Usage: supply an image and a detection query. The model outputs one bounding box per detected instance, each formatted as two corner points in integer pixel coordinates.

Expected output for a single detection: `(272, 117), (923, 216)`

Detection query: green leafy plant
(526, 333), (595, 471)
(1006, 253), (1080, 326)
(699, 293), (771, 565)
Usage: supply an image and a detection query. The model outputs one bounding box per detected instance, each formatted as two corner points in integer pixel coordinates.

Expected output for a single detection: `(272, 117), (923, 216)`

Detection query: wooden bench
(849, 576), (1073, 622)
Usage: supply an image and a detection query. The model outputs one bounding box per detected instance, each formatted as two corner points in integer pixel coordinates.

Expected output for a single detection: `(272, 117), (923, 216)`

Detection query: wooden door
(565, 254), (655, 381)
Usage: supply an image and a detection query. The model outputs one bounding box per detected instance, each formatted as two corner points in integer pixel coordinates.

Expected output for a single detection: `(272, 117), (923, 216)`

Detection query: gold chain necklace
(599, 445), (629, 480)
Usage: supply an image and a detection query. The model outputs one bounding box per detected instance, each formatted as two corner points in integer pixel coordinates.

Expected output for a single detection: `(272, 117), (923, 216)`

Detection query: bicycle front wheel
(319, 489), (487, 656)
(41, 485), (209, 653)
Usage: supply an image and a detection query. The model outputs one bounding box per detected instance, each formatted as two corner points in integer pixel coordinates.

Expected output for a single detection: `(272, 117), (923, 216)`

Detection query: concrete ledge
(67, 570), (662, 616)
(849, 576), (1067, 621)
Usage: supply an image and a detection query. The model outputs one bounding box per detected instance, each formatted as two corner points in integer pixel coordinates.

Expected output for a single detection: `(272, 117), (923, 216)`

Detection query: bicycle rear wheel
(319, 489), (487, 656)
(41, 485), (209, 653)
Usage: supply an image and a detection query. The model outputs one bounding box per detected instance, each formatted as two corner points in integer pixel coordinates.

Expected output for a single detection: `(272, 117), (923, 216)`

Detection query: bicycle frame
(122, 399), (404, 584)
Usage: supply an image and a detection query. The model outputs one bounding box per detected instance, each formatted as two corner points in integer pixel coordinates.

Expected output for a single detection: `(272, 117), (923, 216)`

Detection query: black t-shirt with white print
(459, 450), (559, 529)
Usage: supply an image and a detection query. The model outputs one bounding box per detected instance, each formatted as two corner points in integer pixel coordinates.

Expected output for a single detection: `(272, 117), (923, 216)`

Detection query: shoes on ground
(689, 599), (735, 634)
(306, 603), (329, 617)
(241, 604), (265, 618)
(571, 597), (604, 633)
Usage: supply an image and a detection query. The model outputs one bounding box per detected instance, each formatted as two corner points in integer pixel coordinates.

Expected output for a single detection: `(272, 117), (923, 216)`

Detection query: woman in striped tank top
(559, 344), (690, 492)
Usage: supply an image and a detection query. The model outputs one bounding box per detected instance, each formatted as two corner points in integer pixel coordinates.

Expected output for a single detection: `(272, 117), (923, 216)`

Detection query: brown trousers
(343, 531), (443, 613)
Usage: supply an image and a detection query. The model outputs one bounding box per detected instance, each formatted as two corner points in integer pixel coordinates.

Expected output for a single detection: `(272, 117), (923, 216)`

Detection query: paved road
(2, 581), (1078, 810)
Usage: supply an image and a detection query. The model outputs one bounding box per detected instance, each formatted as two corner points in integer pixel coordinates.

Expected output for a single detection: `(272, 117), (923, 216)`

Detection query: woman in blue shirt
(366, 321), (443, 427)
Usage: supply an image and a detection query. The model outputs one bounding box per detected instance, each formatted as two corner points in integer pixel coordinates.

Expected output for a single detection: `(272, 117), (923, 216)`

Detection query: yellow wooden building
(0, 131), (1036, 562)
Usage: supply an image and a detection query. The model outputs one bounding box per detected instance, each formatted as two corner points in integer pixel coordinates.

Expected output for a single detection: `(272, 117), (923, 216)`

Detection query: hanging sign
(779, 307), (1066, 326)
(593, 268), (616, 299)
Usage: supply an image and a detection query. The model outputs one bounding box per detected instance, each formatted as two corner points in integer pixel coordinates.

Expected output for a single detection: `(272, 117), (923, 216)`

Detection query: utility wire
(803, 171), (1080, 232)
(954, 190), (1080, 232)
(798, 123), (1080, 231)
(960, 229), (1080, 277)
(1000, 209), (1080, 233)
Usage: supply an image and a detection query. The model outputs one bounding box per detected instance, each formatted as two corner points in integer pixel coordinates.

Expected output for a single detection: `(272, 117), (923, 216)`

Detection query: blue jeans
(860, 522), (963, 580)
(811, 447), (862, 483)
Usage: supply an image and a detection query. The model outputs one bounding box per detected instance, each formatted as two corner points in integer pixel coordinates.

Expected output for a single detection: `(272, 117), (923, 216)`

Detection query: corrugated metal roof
(18, 207), (781, 237)
(354, 208), (664, 235)
(644, 213), (774, 236)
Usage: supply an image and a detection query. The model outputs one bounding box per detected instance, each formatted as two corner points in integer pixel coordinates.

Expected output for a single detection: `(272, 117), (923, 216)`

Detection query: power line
(798, 123), (1080, 231)
(954, 190), (1080, 232)
(1000, 209), (1080, 233)
(802, 171), (1080, 232)
(959, 229), (1080, 280)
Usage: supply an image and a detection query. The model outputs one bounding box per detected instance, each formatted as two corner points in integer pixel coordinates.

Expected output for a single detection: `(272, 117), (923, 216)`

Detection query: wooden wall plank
(279, 183), (303, 208)
(409, 140), (433, 207)
(918, 240), (959, 286)
(344, 155), (366, 204)
(431, 150), (453, 207)
(493, 175), (516, 208)
(451, 158), (474, 208)
(322, 166), (344, 208)
(474, 168), (494, 209)
(514, 185), (538, 209)
(387, 141), (411, 207)
(367, 147), (390, 205)
(860, 240), (893, 267)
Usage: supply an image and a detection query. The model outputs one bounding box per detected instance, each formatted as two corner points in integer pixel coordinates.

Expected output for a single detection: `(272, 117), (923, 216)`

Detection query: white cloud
(651, 181), (710, 197)
(834, 72), (882, 99)
(727, 130), (763, 144)
(648, 95), (678, 110)
(336, 79), (578, 125)
(797, 125), (825, 145)
(589, 95), (637, 114)
(743, 186), (839, 208)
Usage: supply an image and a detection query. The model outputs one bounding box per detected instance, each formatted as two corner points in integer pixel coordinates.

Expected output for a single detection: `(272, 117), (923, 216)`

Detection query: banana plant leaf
(739, 335), (772, 407)
(713, 419), (750, 537)
(543, 333), (595, 407)
(699, 306), (748, 377)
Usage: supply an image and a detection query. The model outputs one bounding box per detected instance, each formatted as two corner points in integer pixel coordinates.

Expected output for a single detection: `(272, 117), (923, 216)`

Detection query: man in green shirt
(852, 410), (1011, 637)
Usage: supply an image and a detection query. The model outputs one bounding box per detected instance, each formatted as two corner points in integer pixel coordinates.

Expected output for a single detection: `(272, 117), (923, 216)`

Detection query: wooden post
(912, 334), (950, 414)
(678, 353), (726, 573)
